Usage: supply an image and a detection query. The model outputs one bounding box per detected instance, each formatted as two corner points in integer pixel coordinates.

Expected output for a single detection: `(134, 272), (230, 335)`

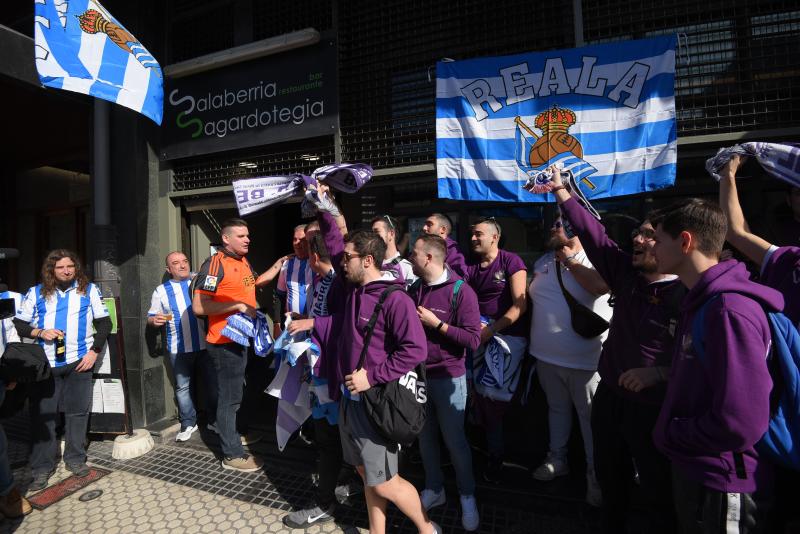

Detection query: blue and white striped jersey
(147, 278), (206, 354)
(16, 282), (110, 367)
(277, 257), (312, 315)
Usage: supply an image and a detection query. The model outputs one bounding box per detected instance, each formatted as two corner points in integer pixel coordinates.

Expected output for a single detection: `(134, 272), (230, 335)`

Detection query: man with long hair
(14, 249), (112, 491)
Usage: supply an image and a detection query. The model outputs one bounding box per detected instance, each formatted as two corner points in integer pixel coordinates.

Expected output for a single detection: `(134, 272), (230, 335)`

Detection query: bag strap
(555, 259), (581, 309)
(450, 279), (463, 320)
(356, 286), (404, 371)
(408, 278), (422, 293)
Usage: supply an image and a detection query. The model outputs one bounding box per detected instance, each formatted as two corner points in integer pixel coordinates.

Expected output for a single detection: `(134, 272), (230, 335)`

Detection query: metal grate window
(583, 0), (800, 136)
(168, 1), (236, 63)
(338, 0), (575, 169)
(252, 0), (333, 40)
(172, 136), (336, 191)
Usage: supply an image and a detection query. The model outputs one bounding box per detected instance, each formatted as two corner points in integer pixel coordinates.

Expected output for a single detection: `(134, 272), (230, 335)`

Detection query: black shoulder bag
(555, 260), (609, 338)
(357, 286), (427, 446)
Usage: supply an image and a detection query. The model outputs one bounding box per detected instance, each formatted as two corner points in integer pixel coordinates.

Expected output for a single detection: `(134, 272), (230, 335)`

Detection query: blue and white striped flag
(437, 35), (677, 202)
(34, 0), (163, 125)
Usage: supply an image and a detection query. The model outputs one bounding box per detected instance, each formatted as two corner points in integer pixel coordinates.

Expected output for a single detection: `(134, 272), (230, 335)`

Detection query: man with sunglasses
(539, 171), (684, 534)
(295, 227), (440, 534)
(528, 215), (611, 507)
(371, 215), (418, 289)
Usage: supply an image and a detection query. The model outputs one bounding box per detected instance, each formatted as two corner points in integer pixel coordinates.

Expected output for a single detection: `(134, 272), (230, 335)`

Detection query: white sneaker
(419, 488), (446, 511)
(175, 424), (198, 442)
(532, 453), (570, 481)
(460, 494), (480, 531)
(586, 468), (602, 507)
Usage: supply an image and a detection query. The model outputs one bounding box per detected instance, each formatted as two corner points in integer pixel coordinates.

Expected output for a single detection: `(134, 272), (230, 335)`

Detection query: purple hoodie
(313, 273), (428, 388)
(561, 197), (686, 405)
(408, 268), (481, 379)
(445, 237), (468, 278)
(653, 260), (782, 493)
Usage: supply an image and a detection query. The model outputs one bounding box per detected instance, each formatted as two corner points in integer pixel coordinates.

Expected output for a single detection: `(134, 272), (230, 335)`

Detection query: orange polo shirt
(194, 249), (257, 344)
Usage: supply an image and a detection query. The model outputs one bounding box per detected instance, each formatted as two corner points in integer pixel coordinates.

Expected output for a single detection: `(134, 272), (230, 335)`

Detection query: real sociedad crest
(515, 105), (606, 197)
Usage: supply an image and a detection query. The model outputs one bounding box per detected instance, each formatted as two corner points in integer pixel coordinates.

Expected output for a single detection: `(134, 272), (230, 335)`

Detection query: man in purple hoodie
(305, 229), (440, 534)
(543, 171), (684, 533)
(422, 213), (467, 277)
(407, 234), (481, 531)
(718, 153), (800, 532)
(651, 198), (781, 534)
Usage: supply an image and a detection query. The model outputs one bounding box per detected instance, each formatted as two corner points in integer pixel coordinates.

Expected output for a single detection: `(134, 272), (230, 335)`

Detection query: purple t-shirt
(465, 249), (528, 337)
(761, 245), (800, 326)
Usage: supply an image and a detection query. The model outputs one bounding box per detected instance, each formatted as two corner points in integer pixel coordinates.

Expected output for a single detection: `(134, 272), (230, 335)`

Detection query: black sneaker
(29, 469), (55, 491)
(282, 503), (335, 528)
(66, 462), (91, 477)
(483, 457), (503, 484)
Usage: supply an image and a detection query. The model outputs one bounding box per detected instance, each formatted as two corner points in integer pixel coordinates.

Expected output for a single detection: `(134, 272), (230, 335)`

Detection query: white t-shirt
(528, 250), (613, 370)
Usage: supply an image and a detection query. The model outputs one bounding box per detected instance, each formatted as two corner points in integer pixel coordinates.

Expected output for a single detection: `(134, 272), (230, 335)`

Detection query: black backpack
(358, 286), (427, 446)
(0, 342), (52, 383)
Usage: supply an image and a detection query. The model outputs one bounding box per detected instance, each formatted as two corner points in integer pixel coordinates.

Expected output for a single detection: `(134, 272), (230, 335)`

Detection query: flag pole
(514, 116), (539, 140)
(92, 100), (120, 302)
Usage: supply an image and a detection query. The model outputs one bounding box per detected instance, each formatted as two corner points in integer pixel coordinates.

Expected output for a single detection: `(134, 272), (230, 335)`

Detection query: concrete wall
(109, 110), (179, 428)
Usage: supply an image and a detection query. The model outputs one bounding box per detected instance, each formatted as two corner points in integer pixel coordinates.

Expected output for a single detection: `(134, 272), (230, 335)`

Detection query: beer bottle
(55, 335), (66, 363)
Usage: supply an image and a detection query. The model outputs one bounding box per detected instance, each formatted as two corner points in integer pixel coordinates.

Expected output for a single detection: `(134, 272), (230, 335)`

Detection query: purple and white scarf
(232, 163), (373, 216)
(706, 142), (800, 186)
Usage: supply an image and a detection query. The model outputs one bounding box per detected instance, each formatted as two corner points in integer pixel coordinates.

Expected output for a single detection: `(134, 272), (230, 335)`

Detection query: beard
(344, 264), (364, 285)
(632, 253), (659, 273)
(546, 234), (569, 251)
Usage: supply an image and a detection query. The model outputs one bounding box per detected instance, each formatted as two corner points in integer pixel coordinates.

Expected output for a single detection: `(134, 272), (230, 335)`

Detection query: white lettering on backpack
(399, 371), (427, 403)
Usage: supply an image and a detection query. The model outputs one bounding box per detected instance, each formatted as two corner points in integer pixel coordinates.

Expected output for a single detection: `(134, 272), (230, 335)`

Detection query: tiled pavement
(0, 413), (611, 533)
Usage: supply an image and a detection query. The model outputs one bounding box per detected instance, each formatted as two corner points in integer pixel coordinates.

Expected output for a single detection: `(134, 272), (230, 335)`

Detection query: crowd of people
(0, 154), (797, 534)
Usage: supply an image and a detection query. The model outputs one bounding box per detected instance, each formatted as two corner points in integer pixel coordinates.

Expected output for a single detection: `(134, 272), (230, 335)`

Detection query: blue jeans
(168, 350), (217, 429)
(418, 374), (476, 496)
(29, 360), (93, 474)
(206, 343), (247, 459)
(0, 381), (13, 496)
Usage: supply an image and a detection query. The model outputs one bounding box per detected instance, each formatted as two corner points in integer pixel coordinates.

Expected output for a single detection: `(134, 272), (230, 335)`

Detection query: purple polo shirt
(465, 249), (528, 337)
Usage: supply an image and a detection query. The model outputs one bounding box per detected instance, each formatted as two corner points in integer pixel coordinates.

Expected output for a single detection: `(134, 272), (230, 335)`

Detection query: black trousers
(29, 360), (93, 475)
(672, 468), (760, 534)
(591, 381), (676, 534)
(313, 416), (343, 509)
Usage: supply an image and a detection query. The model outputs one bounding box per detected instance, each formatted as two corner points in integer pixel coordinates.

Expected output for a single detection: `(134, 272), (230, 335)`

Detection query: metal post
(573, 0), (585, 47)
(93, 100), (120, 297)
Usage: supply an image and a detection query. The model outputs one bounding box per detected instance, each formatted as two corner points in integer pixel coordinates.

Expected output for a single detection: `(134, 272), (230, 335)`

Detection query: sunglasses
(631, 228), (656, 240)
(344, 252), (364, 261)
(382, 215), (395, 231)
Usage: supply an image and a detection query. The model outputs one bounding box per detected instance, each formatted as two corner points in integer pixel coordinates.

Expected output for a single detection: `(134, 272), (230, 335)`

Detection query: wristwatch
(90, 346), (103, 354)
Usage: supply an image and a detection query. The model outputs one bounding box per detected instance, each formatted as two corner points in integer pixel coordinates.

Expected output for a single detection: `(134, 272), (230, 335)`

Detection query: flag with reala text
(436, 35), (677, 202)
(34, 0), (164, 125)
